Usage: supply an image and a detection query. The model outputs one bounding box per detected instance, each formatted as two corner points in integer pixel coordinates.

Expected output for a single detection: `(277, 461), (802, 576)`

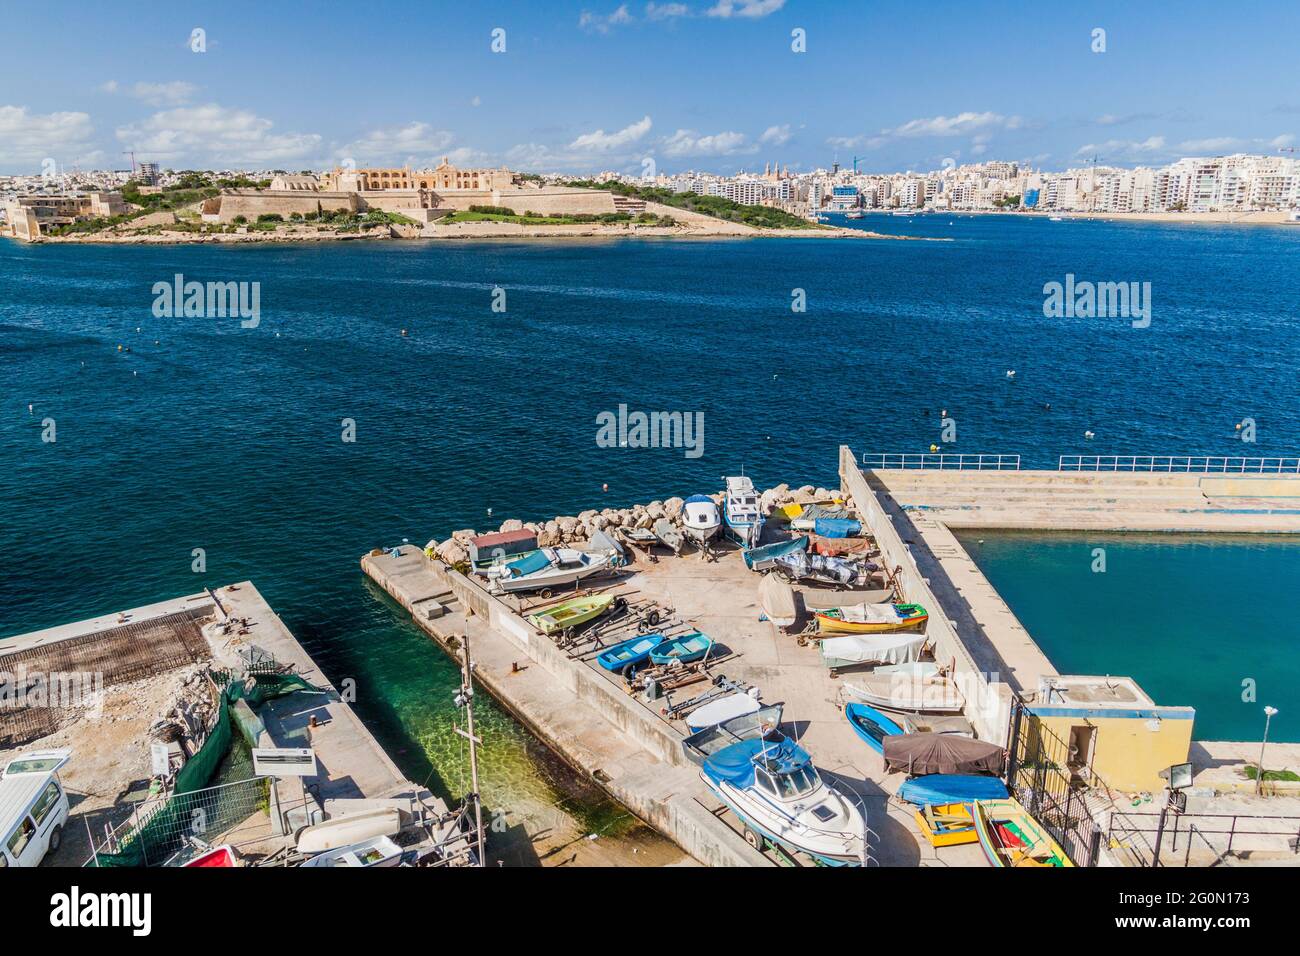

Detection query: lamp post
(1255, 706), (1278, 796)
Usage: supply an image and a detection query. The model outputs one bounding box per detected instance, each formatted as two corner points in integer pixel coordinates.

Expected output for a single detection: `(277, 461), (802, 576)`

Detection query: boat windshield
(774, 765), (820, 799)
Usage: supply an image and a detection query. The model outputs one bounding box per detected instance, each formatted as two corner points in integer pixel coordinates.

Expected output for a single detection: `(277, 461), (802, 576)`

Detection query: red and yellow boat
(815, 602), (928, 634)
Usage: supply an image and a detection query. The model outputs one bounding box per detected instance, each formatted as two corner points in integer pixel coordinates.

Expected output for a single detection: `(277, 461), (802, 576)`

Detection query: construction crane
(1279, 146), (1298, 154)
(122, 150), (136, 175)
(852, 155), (866, 174)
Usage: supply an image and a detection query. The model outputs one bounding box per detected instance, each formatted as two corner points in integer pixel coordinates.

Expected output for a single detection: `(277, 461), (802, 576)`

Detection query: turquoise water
(3, 216), (1298, 809)
(957, 531), (1300, 743)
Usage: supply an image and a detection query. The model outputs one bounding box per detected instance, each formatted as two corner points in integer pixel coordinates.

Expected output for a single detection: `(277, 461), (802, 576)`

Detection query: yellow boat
(815, 603), (928, 634)
(972, 798), (1074, 867)
(526, 594), (617, 635)
(915, 802), (978, 848)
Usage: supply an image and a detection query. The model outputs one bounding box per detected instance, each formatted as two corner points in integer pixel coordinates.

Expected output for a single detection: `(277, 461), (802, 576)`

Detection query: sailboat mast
(460, 632), (486, 867)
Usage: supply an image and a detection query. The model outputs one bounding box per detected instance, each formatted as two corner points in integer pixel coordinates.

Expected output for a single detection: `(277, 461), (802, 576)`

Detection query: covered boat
(758, 573), (797, 629)
(653, 518), (684, 555)
(818, 632), (927, 670)
(681, 495), (722, 548)
(882, 733), (1006, 777)
(648, 630), (713, 665)
(843, 664), (963, 713)
(685, 690), (762, 732)
(815, 603), (928, 634)
(296, 808), (402, 854)
(790, 517), (862, 538)
(800, 588), (893, 610)
(898, 773), (1009, 806)
(843, 703), (904, 754)
(743, 535), (809, 572)
(973, 798), (1074, 868)
(526, 594), (616, 636)
(722, 476), (765, 548)
(810, 534), (876, 558)
(701, 733), (866, 866)
(488, 547), (614, 594)
(595, 632), (664, 672)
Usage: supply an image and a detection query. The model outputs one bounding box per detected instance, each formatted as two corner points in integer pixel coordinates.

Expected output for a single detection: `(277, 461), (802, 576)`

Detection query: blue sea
(3, 213), (1299, 779)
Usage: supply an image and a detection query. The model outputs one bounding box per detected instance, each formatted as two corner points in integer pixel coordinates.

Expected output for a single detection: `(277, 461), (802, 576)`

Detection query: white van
(0, 749), (72, 867)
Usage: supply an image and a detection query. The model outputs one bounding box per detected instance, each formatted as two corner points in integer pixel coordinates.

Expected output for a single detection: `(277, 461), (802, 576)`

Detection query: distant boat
(1049, 216), (1063, 222)
(649, 630), (714, 665)
(844, 663), (964, 713)
(845, 210), (865, 219)
(526, 594), (616, 636)
(722, 475), (765, 548)
(700, 732), (867, 866)
(487, 547), (615, 595)
(301, 835), (404, 868)
(653, 517), (685, 554)
(818, 632), (927, 670)
(596, 632), (664, 673)
(815, 603), (928, 634)
(681, 494), (721, 548)
(972, 798), (1074, 868)
(844, 702), (904, 754)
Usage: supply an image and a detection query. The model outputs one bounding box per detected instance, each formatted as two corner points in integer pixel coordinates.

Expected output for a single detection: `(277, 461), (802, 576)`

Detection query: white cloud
(115, 104), (322, 166)
(569, 115), (652, 152)
(887, 112), (1021, 138)
(340, 122), (456, 164)
(99, 80), (119, 94)
(662, 128), (752, 156)
(1074, 136), (1166, 161)
(707, 0), (785, 17)
(579, 4), (633, 32)
(759, 124), (791, 146)
(0, 105), (98, 168)
(1270, 133), (1296, 148)
(1175, 136), (1243, 154)
(130, 81), (198, 107)
(645, 2), (690, 19)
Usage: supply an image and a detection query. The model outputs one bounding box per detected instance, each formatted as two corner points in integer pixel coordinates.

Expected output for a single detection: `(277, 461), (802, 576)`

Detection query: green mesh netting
(91, 672), (324, 867)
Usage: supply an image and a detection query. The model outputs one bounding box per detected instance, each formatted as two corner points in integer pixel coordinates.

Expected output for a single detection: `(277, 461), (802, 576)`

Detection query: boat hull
(707, 780), (865, 867)
(844, 702), (903, 754)
(973, 798), (1074, 868)
(915, 802), (978, 848)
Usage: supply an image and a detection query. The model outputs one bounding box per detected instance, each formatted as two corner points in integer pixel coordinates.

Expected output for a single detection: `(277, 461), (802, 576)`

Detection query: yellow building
(320, 159), (518, 193)
(2, 192), (129, 240)
(1026, 675), (1194, 793)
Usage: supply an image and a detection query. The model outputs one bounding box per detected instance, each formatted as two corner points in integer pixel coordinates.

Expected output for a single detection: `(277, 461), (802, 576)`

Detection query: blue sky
(2, 0), (1297, 175)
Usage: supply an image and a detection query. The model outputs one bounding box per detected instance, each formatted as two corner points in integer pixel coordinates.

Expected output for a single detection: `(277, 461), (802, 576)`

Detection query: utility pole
(454, 632), (486, 866)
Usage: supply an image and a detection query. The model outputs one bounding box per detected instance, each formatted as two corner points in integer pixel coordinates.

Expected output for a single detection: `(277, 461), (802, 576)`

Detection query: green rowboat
(526, 594), (616, 635)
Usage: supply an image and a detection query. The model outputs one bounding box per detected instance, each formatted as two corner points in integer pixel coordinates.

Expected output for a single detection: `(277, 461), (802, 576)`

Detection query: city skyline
(2, 0), (1298, 176)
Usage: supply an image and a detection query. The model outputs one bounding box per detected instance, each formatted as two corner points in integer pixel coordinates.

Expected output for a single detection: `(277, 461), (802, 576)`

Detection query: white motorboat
(722, 476), (765, 548)
(486, 547), (614, 594)
(685, 689), (762, 733)
(300, 835), (404, 868)
(681, 494), (722, 548)
(701, 731), (867, 866)
(844, 664), (965, 714)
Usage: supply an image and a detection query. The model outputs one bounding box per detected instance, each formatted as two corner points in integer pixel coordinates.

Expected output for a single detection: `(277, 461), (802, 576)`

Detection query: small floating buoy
(929, 443), (939, 453)
(487, 507), (493, 517)
(1006, 370), (1016, 379)
(1043, 403), (1051, 411)
(117, 344), (123, 352)
(401, 329), (408, 337)
(940, 408), (947, 418)
(135, 327), (141, 333)
(1084, 430), (1095, 440)
(28, 403), (33, 414)
(1235, 422), (1242, 431)
(602, 483), (609, 493)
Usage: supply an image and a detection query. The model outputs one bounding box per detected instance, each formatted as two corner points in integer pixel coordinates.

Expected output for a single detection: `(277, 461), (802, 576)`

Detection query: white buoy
(1084, 430), (1095, 440)
(1006, 370), (1016, 379)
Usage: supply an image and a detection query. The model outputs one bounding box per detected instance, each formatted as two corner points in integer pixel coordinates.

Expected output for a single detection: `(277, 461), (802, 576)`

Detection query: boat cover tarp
(505, 550), (552, 578)
(813, 518), (862, 538)
(758, 573), (797, 627)
(898, 774), (1009, 806)
(836, 603), (904, 624)
(810, 534), (874, 557)
(702, 734), (809, 790)
(743, 535), (808, 570)
(801, 588), (893, 610)
(820, 632), (926, 666)
(883, 734), (1005, 777)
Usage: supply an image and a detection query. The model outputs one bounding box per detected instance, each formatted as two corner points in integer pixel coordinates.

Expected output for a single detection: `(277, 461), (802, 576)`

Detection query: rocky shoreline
(427, 481), (848, 565)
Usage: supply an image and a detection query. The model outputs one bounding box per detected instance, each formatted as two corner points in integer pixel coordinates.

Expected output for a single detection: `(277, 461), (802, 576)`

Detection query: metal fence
(861, 453), (1021, 471)
(1059, 455), (1300, 473)
(1006, 702), (1103, 867)
(86, 775), (273, 867)
(1106, 809), (1300, 866)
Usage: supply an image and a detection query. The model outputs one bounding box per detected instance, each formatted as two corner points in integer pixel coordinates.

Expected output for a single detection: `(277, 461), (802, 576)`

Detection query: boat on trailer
(681, 495), (722, 549)
(487, 547), (615, 595)
(743, 535), (809, 572)
(818, 632), (927, 670)
(843, 702), (904, 755)
(595, 632), (664, 673)
(301, 834), (404, 868)
(701, 732), (867, 866)
(815, 603), (928, 634)
(722, 476), (765, 548)
(843, 663), (963, 713)
(526, 594), (618, 636)
(648, 630), (714, 665)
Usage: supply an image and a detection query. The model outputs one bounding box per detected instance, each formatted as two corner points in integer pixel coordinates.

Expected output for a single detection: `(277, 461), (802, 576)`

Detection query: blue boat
(813, 517), (862, 538)
(648, 630), (714, 665)
(897, 774), (1010, 806)
(595, 632), (664, 672)
(742, 535), (809, 572)
(844, 703), (904, 754)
